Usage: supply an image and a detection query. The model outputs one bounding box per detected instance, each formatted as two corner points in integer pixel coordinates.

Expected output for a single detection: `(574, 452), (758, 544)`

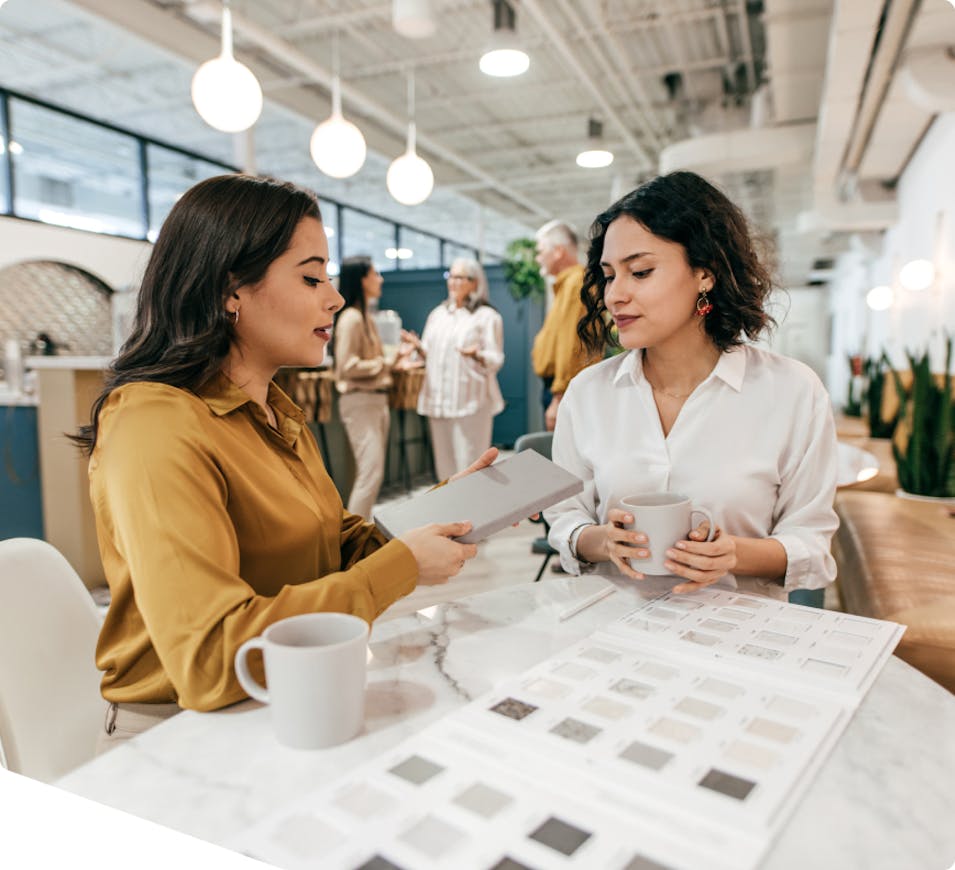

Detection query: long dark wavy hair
(72, 173), (322, 454)
(331, 255), (374, 359)
(578, 170), (775, 355)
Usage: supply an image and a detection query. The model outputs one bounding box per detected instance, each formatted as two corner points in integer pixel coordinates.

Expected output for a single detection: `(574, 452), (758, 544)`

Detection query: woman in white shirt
(547, 171), (838, 599)
(407, 258), (505, 480)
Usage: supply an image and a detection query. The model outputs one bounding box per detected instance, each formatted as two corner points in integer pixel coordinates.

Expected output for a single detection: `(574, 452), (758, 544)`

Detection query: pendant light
(392, 0), (436, 38)
(386, 72), (434, 206)
(309, 34), (366, 179)
(576, 118), (614, 168)
(191, 2), (263, 133)
(866, 285), (894, 311)
(898, 258), (935, 291)
(479, 0), (529, 78)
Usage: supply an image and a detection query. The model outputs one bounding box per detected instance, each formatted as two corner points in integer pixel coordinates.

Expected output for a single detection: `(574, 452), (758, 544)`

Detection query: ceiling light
(479, 0), (529, 78)
(899, 258), (935, 291)
(191, 4), (263, 133)
(310, 75), (366, 179)
(387, 73), (434, 206)
(576, 118), (614, 168)
(392, 0), (436, 39)
(385, 247), (414, 259)
(866, 285), (894, 311)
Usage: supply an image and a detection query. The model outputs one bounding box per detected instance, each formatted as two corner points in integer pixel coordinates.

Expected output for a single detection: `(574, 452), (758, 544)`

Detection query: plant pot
(894, 488), (955, 506)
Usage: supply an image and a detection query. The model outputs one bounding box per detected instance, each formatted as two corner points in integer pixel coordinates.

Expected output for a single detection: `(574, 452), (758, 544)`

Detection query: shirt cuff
(554, 523), (598, 576)
(771, 533), (814, 591)
(358, 539), (419, 615)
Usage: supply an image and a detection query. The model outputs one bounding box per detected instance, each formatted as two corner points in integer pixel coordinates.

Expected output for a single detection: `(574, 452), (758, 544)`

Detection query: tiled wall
(0, 260), (114, 358)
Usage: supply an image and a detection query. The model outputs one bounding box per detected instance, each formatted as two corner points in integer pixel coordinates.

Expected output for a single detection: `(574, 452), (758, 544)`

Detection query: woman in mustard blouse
(74, 174), (490, 744)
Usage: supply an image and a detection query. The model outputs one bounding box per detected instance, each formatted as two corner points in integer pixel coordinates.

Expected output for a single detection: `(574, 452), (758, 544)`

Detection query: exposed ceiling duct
(899, 44), (955, 113)
(659, 122), (816, 176)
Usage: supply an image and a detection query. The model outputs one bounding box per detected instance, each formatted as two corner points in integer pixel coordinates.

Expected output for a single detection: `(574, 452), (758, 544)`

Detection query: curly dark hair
(72, 173), (322, 455)
(578, 171), (775, 355)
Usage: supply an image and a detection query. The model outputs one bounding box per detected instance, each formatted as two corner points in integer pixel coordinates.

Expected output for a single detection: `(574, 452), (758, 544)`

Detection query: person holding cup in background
(333, 255), (405, 519)
(546, 171), (838, 599)
(403, 257), (505, 480)
(73, 175), (493, 748)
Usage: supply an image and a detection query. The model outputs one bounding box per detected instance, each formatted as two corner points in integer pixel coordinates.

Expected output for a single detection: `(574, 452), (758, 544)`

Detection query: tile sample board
(236, 592), (903, 870)
(600, 589), (904, 703)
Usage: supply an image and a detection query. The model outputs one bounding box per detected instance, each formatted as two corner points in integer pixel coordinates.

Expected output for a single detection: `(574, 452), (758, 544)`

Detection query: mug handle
(690, 507), (716, 542)
(234, 638), (270, 703)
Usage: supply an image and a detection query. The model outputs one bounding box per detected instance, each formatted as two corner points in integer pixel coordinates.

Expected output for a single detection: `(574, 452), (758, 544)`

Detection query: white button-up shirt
(546, 345), (839, 598)
(416, 302), (505, 419)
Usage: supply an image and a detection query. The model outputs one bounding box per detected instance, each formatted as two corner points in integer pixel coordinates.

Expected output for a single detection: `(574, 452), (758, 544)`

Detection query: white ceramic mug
(234, 612), (369, 750)
(620, 492), (715, 575)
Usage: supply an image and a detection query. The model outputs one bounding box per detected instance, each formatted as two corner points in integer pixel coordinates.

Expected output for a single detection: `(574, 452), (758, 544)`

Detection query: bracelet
(568, 523), (596, 563)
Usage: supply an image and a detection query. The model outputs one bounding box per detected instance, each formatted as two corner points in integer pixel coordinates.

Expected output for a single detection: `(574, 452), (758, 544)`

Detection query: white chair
(0, 537), (104, 782)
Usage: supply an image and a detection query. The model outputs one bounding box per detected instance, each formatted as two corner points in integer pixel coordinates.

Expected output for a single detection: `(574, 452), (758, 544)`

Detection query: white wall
(0, 216), (151, 291)
(828, 112), (955, 397)
(761, 286), (831, 383)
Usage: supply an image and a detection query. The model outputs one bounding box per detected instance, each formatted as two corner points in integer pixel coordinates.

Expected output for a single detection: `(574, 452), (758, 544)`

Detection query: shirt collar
(197, 370), (307, 438)
(611, 345), (746, 392)
(553, 263), (583, 294)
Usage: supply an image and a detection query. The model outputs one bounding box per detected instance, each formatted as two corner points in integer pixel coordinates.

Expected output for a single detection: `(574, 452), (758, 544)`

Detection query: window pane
(398, 227), (441, 269)
(0, 101), (10, 214)
(444, 242), (478, 267)
(146, 144), (230, 239)
(318, 198), (340, 275)
(341, 208), (396, 273)
(10, 98), (144, 237)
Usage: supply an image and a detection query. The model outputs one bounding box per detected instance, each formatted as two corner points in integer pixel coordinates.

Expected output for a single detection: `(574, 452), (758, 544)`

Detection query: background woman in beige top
(333, 255), (394, 518)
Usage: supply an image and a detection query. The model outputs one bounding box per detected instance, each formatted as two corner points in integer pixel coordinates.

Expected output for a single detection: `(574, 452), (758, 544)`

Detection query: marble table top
(58, 576), (955, 869)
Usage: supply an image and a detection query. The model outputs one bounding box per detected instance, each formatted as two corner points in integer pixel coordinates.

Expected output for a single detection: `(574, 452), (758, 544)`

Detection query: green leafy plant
(503, 238), (546, 301)
(862, 353), (897, 439)
(890, 334), (955, 498)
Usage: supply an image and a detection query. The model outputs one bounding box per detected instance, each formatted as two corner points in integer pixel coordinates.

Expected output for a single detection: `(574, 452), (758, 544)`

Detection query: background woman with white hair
(405, 258), (505, 479)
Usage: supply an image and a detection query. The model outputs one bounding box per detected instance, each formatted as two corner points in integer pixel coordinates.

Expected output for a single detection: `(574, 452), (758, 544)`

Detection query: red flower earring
(695, 288), (713, 317)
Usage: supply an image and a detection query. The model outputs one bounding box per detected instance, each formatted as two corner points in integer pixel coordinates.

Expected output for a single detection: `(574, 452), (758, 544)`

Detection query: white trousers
(339, 391), (390, 519)
(428, 406), (494, 482)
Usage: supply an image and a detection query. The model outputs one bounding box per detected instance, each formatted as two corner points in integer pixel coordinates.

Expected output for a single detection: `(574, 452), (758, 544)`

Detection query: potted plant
(503, 238), (545, 302)
(844, 353), (863, 417)
(862, 353), (897, 439)
(890, 334), (954, 499)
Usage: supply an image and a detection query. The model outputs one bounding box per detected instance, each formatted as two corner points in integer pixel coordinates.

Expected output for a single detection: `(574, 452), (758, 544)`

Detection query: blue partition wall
(0, 405), (44, 539)
(378, 264), (544, 448)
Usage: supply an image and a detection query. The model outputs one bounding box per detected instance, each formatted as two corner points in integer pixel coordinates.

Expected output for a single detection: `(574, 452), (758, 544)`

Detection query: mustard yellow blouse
(89, 372), (417, 711)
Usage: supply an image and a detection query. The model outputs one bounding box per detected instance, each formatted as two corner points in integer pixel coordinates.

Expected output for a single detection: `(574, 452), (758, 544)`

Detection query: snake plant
(863, 353), (897, 439)
(890, 334), (954, 498)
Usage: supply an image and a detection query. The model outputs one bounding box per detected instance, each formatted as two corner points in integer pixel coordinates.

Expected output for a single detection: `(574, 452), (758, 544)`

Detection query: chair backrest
(0, 538), (104, 782)
(514, 431), (553, 462)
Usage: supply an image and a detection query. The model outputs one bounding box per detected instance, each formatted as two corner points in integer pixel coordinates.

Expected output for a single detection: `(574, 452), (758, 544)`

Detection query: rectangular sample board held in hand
(372, 449), (583, 544)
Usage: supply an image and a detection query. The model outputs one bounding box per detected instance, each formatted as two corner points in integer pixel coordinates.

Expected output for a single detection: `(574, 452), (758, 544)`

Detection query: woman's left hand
(458, 345), (480, 360)
(664, 521), (738, 594)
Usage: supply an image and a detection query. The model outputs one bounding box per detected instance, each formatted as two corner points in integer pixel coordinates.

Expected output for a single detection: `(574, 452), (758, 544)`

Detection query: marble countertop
(58, 576), (955, 870)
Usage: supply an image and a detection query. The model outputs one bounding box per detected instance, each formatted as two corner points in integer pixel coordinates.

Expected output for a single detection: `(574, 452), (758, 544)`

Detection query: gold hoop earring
(695, 288), (713, 317)
(231, 308), (240, 325)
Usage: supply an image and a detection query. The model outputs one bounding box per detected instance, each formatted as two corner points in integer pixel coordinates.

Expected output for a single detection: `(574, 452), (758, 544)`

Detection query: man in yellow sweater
(531, 220), (596, 430)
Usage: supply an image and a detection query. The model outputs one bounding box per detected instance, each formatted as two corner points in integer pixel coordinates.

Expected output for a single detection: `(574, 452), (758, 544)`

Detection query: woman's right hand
(576, 508), (649, 580)
(399, 521), (477, 585)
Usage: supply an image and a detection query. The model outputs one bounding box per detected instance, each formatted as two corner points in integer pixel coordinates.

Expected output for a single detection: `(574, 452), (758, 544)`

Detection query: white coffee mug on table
(620, 492), (715, 575)
(234, 612), (369, 750)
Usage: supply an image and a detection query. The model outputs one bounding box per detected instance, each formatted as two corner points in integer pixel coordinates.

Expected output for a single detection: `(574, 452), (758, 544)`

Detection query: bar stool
(388, 366), (434, 490)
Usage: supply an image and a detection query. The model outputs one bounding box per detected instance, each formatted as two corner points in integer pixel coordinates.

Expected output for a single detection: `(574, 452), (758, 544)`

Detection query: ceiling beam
(519, 0), (655, 170)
